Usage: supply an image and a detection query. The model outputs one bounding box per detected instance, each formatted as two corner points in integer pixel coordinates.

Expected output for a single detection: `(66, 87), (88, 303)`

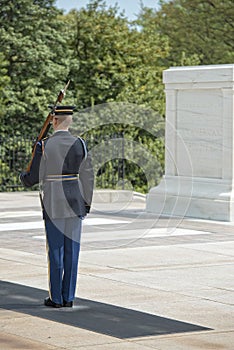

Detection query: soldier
(20, 106), (94, 308)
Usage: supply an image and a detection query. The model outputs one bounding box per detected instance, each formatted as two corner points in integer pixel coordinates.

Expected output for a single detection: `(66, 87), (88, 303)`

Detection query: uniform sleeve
(20, 142), (43, 187)
(79, 150), (94, 213)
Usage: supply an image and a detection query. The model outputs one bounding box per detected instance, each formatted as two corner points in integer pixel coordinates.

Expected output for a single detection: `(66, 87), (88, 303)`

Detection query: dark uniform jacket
(20, 131), (94, 220)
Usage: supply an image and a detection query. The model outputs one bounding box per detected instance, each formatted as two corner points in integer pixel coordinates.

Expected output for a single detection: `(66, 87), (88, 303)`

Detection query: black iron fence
(0, 136), (34, 191)
(0, 134), (139, 192)
(0, 133), (162, 193)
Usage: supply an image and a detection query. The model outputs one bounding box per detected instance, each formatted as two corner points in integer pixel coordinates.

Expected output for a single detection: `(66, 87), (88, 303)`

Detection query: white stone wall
(146, 64), (234, 221)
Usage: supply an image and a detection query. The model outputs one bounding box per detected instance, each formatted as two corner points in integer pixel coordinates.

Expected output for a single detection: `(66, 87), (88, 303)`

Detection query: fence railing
(0, 136), (34, 191)
(0, 133), (162, 193)
(0, 134), (131, 192)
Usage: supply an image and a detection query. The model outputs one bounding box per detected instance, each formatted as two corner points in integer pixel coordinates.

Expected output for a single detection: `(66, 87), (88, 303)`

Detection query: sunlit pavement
(0, 191), (234, 349)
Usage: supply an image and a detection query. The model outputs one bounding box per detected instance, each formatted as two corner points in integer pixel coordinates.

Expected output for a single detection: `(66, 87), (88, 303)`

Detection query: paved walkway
(0, 191), (234, 349)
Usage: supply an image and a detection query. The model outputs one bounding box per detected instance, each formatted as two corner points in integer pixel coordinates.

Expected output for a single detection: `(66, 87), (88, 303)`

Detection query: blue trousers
(45, 217), (82, 304)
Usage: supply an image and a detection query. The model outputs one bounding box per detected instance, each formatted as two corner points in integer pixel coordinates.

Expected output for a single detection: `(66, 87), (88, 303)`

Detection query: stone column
(146, 64), (234, 221)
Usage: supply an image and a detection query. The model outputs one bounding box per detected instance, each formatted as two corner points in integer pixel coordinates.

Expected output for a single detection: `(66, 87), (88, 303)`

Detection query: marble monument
(146, 64), (234, 221)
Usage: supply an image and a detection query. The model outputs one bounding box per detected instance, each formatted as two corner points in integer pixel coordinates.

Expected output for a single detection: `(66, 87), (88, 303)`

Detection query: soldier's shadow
(0, 280), (211, 339)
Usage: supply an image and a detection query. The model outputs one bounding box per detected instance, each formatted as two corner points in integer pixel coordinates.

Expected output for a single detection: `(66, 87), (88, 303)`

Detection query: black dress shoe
(44, 297), (62, 308)
(63, 300), (73, 307)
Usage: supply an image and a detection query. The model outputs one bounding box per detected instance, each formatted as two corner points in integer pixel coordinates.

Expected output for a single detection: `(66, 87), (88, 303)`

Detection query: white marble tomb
(146, 64), (234, 221)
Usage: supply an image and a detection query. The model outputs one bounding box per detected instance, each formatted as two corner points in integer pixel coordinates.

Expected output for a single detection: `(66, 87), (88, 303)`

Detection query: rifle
(26, 80), (70, 172)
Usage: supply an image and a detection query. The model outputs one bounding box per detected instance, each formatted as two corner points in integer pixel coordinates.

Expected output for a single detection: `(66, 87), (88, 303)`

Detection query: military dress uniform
(20, 106), (94, 308)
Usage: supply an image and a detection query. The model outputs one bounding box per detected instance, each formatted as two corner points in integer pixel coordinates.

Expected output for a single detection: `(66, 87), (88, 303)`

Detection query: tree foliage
(138, 0), (234, 66)
(0, 0), (70, 135)
(0, 0), (233, 192)
(64, 0), (167, 114)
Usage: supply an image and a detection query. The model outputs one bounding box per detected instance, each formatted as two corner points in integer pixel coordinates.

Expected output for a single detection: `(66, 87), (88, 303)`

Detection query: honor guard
(20, 106), (94, 308)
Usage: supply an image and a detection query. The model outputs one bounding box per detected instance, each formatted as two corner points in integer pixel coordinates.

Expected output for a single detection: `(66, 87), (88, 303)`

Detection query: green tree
(65, 0), (168, 114)
(0, 0), (71, 135)
(0, 0), (168, 193)
(0, 53), (10, 126)
(63, 0), (168, 192)
(139, 0), (234, 66)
